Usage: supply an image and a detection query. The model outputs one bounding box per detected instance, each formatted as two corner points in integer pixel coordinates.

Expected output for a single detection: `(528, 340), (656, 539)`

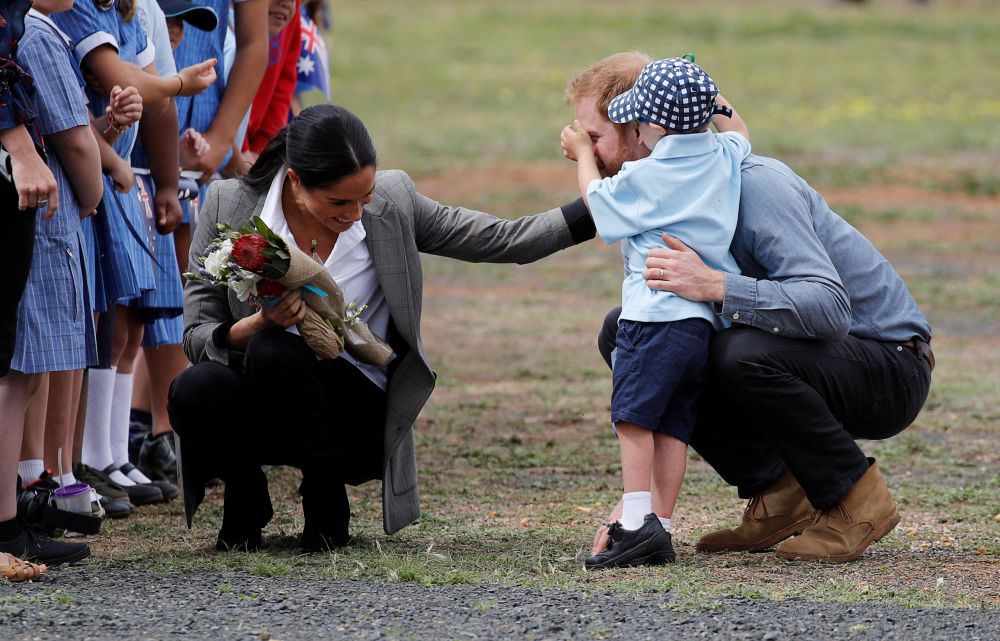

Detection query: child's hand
(560, 120), (592, 161)
(108, 85), (143, 129)
(153, 188), (182, 234)
(106, 156), (134, 194)
(176, 58), (218, 97)
(179, 128), (210, 170)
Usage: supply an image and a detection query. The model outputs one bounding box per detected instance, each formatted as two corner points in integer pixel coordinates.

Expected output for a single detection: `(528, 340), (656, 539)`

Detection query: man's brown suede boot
(776, 459), (899, 563)
(696, 469), (815, 553)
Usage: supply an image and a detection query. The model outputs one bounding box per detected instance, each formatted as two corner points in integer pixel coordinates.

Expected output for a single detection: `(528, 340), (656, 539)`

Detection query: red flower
(256, 280), (286, 300)
(231, 234), (269, 271)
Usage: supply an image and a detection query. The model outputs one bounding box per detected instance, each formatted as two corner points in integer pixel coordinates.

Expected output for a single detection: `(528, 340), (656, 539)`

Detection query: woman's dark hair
(242, 104), (377, 193)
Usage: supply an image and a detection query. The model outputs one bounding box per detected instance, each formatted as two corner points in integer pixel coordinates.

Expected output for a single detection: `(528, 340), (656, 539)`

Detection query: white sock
(621, 491), (652, 530)
(81, 367), (117, 471)
(58, 472), (78, 487)
(18, 459), (44, 484)
(109, 372), (134, 471)
(125, 466), (152, 485)
(109, 468), (136, 487)
(658, 517), (672, 532)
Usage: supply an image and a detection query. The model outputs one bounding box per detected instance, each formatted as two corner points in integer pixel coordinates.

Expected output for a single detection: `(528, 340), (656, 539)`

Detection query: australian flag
(295, 6), (330, 99)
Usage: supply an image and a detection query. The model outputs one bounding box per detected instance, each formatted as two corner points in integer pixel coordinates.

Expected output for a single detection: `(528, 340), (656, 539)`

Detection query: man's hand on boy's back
(644, 233), (727, 304)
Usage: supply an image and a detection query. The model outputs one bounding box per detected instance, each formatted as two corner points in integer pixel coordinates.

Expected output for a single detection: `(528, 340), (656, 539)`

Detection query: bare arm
(713, 93), (749, 140)
(82, 45), (216, 113)
(45, 125), (103, 214)
(137, 65), (181, 232)
(193, 0), (268, 178)
(0, 124), (59, 214)
(560, 120), (601, 209)
(90, 120), (133, 194)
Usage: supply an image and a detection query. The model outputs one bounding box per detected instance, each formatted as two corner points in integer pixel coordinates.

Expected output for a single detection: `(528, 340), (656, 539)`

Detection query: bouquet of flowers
(186, 216), (395, 366)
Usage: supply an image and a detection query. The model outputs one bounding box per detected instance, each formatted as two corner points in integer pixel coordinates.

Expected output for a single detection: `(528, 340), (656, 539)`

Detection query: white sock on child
(58, 472), (78, 487)
(109, 372), (153, 485)
(109, 468), (136, 487)
(81, 367), (116, 472)
(658, 517), (672, 532)
(621, 491), (652, 530)
(18, 459), (44, 484)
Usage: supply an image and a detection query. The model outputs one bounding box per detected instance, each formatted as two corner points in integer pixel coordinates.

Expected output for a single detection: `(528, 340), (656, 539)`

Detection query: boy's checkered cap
(608, 57), (724, 132)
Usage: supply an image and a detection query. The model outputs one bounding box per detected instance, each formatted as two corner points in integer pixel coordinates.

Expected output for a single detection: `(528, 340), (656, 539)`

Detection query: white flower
(230, 273), (260, 302)
(203, 239), (233, 278)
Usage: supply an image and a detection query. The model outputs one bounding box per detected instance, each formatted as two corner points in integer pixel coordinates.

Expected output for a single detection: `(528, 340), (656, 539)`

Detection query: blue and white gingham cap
(608, 57), (728, 132)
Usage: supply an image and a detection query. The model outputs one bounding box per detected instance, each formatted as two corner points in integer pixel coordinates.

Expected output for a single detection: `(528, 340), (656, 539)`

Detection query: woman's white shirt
(259, 169), (390, 391)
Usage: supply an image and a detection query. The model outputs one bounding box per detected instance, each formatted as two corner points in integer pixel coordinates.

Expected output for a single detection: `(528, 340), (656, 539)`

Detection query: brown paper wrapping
(274, 243), (395, 366)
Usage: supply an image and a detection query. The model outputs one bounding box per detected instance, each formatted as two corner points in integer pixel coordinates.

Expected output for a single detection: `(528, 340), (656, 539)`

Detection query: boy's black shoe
(585, 513), (673, 570)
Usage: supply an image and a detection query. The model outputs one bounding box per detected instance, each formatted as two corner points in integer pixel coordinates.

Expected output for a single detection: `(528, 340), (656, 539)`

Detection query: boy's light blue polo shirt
(587, 131), (750, 326)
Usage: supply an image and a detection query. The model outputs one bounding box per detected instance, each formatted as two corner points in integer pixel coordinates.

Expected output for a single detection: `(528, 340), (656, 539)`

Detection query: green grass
(59, 0), (1000, 615)
(325, 0), (1000, 179)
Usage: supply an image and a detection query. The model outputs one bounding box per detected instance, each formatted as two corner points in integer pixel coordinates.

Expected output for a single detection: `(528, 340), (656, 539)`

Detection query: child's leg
(45, 369), (84, 485)
(616, 422), (654, 530)
(651, 433), (687, 528)
(18, 373), (48, 483)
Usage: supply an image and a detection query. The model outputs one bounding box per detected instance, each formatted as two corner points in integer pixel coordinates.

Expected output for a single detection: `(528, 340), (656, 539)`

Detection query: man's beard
(601, 137), (634, 178)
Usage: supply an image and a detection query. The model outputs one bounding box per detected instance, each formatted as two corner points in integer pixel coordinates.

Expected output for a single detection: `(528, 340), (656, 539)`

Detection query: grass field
(88, 0), (998, 611)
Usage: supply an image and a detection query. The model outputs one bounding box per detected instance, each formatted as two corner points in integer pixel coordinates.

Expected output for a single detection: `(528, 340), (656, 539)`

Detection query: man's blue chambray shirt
(720, 155), (931, 343)
(587, 131), (750, 326)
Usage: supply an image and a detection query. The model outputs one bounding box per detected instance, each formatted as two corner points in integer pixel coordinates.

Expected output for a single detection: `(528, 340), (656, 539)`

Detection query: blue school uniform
(174, 0), (241, 223)
(132, 0), (183, 346)
(51, 0), (156, 308)
(10, 12), (99, 374)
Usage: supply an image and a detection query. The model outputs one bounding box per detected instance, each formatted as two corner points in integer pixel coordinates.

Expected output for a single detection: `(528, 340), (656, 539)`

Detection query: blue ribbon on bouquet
(259, 283), (328, 308)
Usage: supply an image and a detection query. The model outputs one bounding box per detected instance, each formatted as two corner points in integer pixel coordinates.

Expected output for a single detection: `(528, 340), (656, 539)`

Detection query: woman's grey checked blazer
(181, 170), (591, 534)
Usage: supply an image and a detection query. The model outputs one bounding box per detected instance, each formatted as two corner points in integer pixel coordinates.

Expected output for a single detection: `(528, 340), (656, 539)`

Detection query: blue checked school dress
(131, 0), (183, 346)
(133, 174), (184, 345)
(10, 13), (99, 374)
(174, 0), (238, 222)
(52, 1), (156, 309)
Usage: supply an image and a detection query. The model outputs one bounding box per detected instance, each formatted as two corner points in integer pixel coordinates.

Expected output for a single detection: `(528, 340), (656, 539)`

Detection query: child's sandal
(0, 552), (47, 582)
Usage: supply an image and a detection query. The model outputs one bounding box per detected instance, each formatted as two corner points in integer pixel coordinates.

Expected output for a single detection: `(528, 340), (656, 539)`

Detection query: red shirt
(243, 1), (301, 155)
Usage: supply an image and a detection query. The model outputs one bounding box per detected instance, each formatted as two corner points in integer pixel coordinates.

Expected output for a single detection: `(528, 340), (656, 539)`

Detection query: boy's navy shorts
(611, 317), (713, 443)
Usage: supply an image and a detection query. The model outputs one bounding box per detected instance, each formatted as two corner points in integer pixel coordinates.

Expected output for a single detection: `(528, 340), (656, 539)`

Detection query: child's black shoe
(585, 513), (673, 569)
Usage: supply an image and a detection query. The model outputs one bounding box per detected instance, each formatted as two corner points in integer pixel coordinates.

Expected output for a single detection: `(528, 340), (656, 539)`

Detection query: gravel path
(2, 566), (996, 640)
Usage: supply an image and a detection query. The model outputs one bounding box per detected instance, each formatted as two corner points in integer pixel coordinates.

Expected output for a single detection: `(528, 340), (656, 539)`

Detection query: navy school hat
(158, 0), (219, 32)
(607, 57), (731, 133)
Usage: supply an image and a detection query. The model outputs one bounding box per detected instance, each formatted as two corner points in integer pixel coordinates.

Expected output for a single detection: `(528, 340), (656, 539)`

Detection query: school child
(242, 0), (299, 162)
(1, 0), (115, 568)
(128, 0), (217, 484)
(560, 57), (750, 568)
(50, 0), (217, 509)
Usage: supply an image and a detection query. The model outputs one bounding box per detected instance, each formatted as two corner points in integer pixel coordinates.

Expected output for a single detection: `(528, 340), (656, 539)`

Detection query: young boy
(561, 56), (750, 569)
